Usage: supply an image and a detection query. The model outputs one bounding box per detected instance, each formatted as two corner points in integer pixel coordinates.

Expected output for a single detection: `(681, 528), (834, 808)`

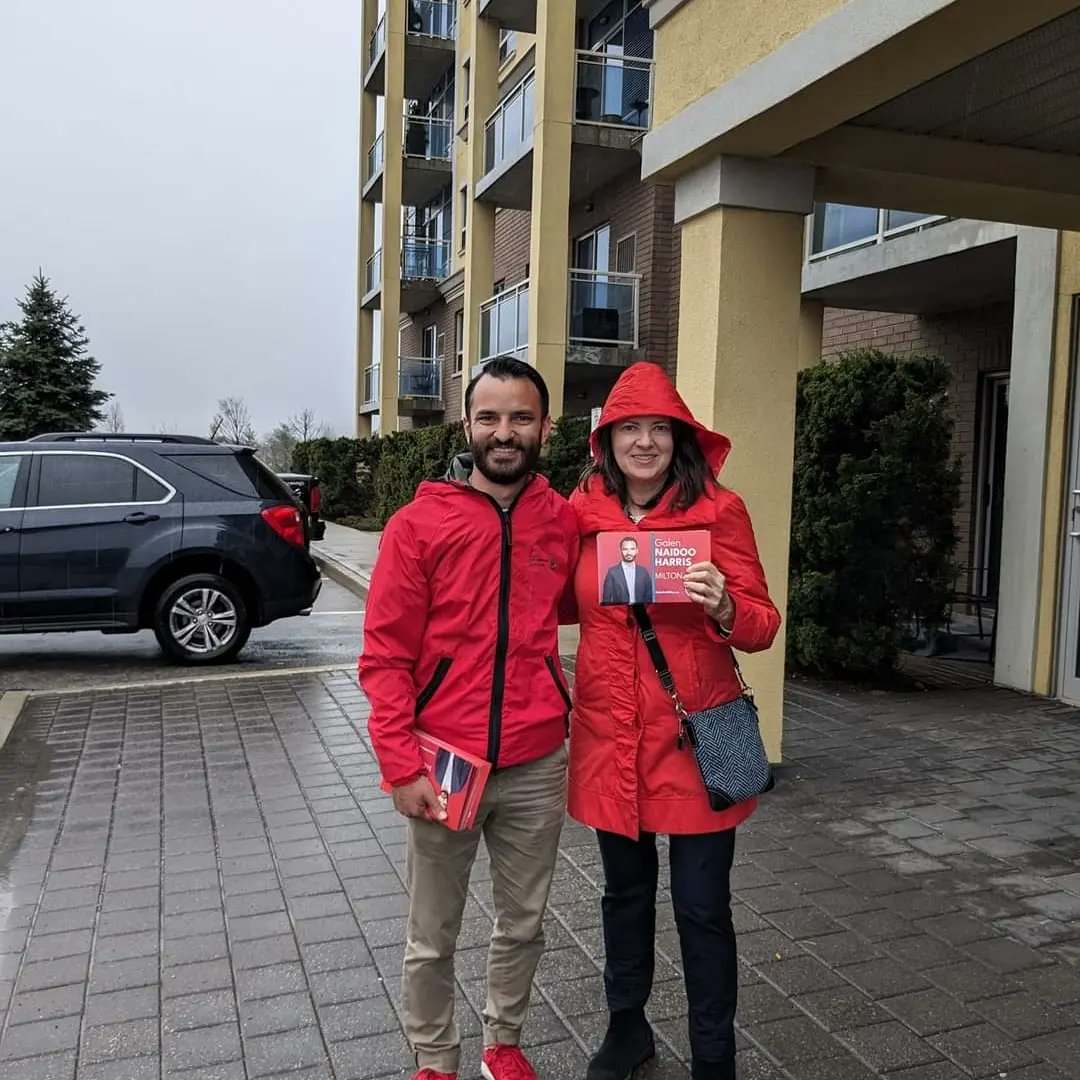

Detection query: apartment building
(357, 0), (678, 436)
(632, 0), (1080, 752)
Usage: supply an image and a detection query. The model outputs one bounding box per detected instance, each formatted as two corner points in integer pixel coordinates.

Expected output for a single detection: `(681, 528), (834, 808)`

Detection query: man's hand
(392, 776), (447, 821)
(684, 562), (735, 628)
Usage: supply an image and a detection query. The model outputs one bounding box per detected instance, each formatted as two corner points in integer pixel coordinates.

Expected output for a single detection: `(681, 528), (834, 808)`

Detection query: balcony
(476, 73), (535, 209)
(401, 234), (451, 313)
(478, 280), (529, 368)
(568, 269), (639, 353)
(363, 133), (385, 202)
(361, 249), (383, 309)
(808, 204), (948, 262)
(364, 14), (387, 93)
(479, 0), (536, 34)
(398, 358), (444, 416)
(402, 112), (454, 207)
(404, 0), (457, 101)
(359, 364), (380, 415)
(570, 50), (654, 203)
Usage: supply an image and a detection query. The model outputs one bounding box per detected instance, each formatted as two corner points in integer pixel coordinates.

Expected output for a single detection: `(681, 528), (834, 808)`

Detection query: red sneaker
(413, 1070), (456, 1080)
(481, 1045), (539, 1080)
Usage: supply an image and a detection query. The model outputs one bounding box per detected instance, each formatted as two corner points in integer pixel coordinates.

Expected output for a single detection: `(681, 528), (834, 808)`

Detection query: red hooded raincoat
(567, 363), (780, 838)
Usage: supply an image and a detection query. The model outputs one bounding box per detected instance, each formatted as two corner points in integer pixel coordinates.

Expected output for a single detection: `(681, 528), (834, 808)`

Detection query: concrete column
(356, 0), (379, 437)
(526, 0), (575, 419)
(461, 14), (499, 412)
(378, 0), (406, 434)
(673, 155), (815, 762)
(996, 228), (1060, 692)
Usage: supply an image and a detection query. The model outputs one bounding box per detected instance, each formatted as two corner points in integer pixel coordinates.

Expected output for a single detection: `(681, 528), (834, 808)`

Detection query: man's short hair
(621, 537), (638, 547)
(464, 356), (550, 419)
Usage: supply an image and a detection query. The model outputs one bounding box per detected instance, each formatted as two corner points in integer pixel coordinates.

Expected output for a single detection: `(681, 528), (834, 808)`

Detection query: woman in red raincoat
(568, 362), (780, 1080)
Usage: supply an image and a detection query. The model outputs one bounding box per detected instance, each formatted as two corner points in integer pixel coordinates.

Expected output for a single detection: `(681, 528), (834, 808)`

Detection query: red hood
(589, 362), (731, 472)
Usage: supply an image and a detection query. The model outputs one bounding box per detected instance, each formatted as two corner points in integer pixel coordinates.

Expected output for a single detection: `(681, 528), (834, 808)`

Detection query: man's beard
(470, 434), (541, 484)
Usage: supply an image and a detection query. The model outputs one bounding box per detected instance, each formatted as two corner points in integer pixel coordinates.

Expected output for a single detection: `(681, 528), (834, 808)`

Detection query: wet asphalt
(0, 580), (363, 695)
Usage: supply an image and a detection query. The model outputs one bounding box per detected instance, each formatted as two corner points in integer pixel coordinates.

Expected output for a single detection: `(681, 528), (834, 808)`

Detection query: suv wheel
(153, 574), (251, 664)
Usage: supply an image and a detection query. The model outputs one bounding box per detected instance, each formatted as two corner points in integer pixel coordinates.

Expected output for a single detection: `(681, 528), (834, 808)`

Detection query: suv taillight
(261, 505), (306, 548)
(309, 484), (321, 514)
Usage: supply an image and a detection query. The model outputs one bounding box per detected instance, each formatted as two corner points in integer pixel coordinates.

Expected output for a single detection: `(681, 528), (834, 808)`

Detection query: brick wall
(493, 210), (532, 286)
(821, 302), (1013, 578)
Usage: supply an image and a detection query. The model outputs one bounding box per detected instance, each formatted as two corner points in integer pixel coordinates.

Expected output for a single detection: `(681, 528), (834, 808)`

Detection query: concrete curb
(313, 549), (371, 602)
(0, 691), (30, 753)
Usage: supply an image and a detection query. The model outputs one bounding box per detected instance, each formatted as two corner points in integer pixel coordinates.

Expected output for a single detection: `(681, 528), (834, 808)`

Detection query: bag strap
(630, 604), (754, 705)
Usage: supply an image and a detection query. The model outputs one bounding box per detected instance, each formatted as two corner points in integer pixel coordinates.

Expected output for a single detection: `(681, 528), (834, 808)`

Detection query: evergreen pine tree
(0, 272), (110, 440)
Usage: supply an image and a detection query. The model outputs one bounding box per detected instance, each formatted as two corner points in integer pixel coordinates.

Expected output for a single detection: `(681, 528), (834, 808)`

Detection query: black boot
(586, 1008), (655, 1080)
(691, 1058), (735, 1080)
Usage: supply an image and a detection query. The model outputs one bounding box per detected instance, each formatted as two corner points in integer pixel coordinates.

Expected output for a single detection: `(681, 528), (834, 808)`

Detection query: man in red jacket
(359, 356), (579, 1080)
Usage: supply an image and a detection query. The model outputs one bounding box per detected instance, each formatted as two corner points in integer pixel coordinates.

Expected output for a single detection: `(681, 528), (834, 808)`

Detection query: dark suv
(0, 434), (321, 664)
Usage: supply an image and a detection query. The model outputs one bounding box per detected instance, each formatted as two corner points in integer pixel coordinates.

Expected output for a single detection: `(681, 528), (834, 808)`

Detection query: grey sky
(0, 0), (361, 438)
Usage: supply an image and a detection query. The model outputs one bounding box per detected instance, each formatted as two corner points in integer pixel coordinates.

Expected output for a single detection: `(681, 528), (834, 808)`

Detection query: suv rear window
(172, 453), (293, 501)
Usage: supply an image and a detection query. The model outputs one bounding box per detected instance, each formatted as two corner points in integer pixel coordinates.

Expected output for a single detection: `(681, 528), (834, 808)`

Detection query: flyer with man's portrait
(597, 530), (710, 605)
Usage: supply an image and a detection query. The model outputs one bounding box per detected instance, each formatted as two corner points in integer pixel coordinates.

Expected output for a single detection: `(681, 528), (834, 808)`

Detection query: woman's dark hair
(579, 417), (718, 512)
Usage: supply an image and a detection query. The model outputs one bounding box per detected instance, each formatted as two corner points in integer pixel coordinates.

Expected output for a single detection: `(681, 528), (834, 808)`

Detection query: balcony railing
(399, 357), (443, 399)
(365, 249), (382, 295)
(407, 0), (455, 40)
(367, 133), (384, 181)
(484, 72), (535, 174)
(480, 280), (529, 364)
(363, 364), (380, 406)
(809, 203), (949, 261)
(568, 269), (639, 348)
(403, 112), (453, 161)
(574, 51), (654, 130)
(401, 234), (450, 281)
(368, 14), (386, 69)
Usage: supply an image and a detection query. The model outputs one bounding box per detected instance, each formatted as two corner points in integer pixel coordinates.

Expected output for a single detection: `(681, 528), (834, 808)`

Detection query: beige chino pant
(402, 745), (568, 1073)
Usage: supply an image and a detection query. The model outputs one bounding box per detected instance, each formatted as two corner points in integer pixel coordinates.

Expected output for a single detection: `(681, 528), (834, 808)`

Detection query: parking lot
(0, 580), (363, 695)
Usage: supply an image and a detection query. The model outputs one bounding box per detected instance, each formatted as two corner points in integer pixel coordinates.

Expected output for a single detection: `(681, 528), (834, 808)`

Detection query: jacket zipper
(544, 656), (572, 713)
(415, 657), (452, 716)
(481, 482), (534, 768)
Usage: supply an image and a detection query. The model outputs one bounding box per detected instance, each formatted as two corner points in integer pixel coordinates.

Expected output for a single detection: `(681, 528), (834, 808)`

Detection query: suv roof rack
(27, 432), (220, 445)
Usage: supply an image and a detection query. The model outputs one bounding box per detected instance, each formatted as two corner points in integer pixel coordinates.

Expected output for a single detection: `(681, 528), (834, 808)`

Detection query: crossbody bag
(631, 604), (775, 811)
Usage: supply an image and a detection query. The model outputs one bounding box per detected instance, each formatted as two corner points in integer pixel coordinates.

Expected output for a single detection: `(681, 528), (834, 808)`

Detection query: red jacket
(567, 363), (781, 838)
(359, 456), (579, 786)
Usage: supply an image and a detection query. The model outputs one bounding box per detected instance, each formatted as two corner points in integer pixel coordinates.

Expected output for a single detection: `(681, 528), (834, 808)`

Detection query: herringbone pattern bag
(632, 605), (775, 811)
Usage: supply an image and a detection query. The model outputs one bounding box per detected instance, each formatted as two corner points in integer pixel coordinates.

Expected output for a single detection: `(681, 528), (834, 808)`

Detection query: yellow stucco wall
(654, 0), (848, 126)
(1034, 231), (1080, 694)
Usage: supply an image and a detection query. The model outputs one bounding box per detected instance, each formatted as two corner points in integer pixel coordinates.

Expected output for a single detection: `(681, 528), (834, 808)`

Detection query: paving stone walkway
(1, 672), (1080, 1079)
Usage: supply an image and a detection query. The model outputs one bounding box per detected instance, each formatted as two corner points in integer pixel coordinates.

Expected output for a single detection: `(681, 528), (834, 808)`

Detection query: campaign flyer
(596, 530), (710, 605)
(380, 732), (492, 830)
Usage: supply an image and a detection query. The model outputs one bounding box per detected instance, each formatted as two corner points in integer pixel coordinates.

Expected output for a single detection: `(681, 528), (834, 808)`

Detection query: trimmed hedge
(292, 436), (382, 520)
(788, 349), (961, 678)
(294, 414), (592, 528)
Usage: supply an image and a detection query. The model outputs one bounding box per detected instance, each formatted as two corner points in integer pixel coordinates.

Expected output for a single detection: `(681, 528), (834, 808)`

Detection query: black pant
(597, 828), (737, 1065)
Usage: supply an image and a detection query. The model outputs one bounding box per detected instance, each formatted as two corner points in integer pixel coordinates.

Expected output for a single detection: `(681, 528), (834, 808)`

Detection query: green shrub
(373, 423), (468, 525)
(545, 414), (592, 497)
(788, 349), (961, 678)
(292, 436), (382, 520)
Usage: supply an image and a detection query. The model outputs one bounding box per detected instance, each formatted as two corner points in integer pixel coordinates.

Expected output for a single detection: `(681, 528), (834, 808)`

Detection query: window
(574, 223), (611, 271)
(0, 455), (25, 509)
(493, 279), (505, 295)
(36, 453), (166, 508)
(454, 310), (464, 375)
(459, 187), (468, 252)
(422, 324), (438, 359)
(616, 234), (636, 273)
(498, 29), (517, 65)
(170, 454), (288, 500)
(462, 60), (471, 126)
